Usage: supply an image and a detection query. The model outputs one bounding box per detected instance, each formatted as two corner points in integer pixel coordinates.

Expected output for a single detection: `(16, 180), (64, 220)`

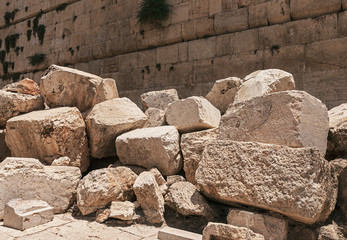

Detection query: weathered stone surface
(3, 79), (40, 96)
(5, 107), (90, 172)
(76, 167), (137, 215)
(150, 168), (168, 195)
(0, 90), (44, 127)
(317, 222), (346, 240)
(0, 157), (81, 219)
(227, 210), (288, 240)
(202, 222), (265, 240)
(40, 65), (119, 112)
(140, 89), (179, 110)
(109, 201), (135, 220)
(290, 0), (341, 20)
(205, 77), (243, 114)
(219, 90), (329, 155)
(196, 141), (337, 224)
(330, 159), (347, 217)
(181, 129), (218, 184)
(51, 156), (73, 167)
(116, 126), (182, 176)
(95, 208), (110, 223)
(86, 98), (147, 158)
(133, 172), (165, 224)
(234, 69), (295, 103)
(166, 96), (221, 133)
(167, 175), (186, 187)
(327, 103), (347, 157)
(158, 226), (203, 240)
(144, 108), (166, 127)
(0, 129), (11, 162)
(4, 199), (54, 230)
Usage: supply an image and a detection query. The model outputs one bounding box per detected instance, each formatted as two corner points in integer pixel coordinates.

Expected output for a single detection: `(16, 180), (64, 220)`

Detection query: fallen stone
(317, 222), (345, 240)
(0, 157), (81, 219)
(166, 96), (221, 133)
(141, 89), (179, 110)
(5, 107), (90, 172)
(133, 171), (165, 224)
(330, 159), (347, 218)
(95, 208), (110, 223)
(195, 140), (337, 224)
(227, 209), (288, 240)
(86, 98), (147, 158)
(202, 222), (265, 240)
(116, 126), (182, 176)
(109, 201), (135, 220)
(40, 65), (119, 112)
(167, 175), (186, 187)
(219, 90), (329, 155)
(181, 129), (218, 184)
(144, 108), (166, 127)
(206, 77), (243, 114)
(0, 129), (11, 162)
(327, 103), (347, 158)
(158, 226), (202, 240)
(76, 167), (137, 215)
(150, 168), (168, 195)
(2, 78), (40, 96)
(51, 156), (73, 167)
(4, 199), (54, 231)
(234, 69), (295, 103)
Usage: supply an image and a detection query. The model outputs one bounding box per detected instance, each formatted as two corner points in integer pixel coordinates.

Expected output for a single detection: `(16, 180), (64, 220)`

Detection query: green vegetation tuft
(28, 53), (46, 66)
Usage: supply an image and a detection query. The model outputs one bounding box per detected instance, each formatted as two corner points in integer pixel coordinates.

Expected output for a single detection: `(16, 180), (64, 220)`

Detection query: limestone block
(95, 208), (110, 223)
(196, 141), (337, 224)
(249, 3), (268, 28)
(40, 65), (119, 112)
(158, 226), (202, 240)
(167, 175), (186, 187)
(166, 97), (221, 133)
(0, 129), (11, 162)
(76, 167), (137, 215)
(202, 223), (265, 240)
(86, 98), (147, 158)
(4, 199), (54, 230)
(227, 210), (288, 240)
(266, 0), (291, 25)
(290, 0), (341, 20)
(234, 69), (295, 103)
(220, 91), (329, 155)
(116, 126), (182, 176)
(181, 129), (218, 184)
(144, 108), (166, 128)
(214, 8), (249, 34)
(149, 168), (168, 195)
(327, 103), (347, 157)
(2, 78), (40, 96)
(205, 77), (243, 114)
(330, 159), (347, 218)
(5, 107), (90, 172)
(140, 89), (179, 110)
(133, 172), (164, 224)
(109, 201), (135, 220)
(0, 157), (81, 219)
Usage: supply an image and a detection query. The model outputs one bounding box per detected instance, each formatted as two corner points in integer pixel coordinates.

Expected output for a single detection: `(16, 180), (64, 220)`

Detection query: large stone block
(144, 108), (166, 128)
(140, 89), (179, 110)
(327, 103), (347, 158)
(220, 91), (329, 155)
(116, 126), (182, 176)
(330, 159), (347, 218)
(5, 107), (90, 172)
(0, 129), (11, 162)
(290, 0), (341, 20)
(214, 8), (249, 34)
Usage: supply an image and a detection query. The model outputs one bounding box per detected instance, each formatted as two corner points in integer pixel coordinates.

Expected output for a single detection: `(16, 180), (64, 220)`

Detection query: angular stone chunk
(4, 199), (54, 230)
(40, 65), (119, 112)
(0, 129), (11, 162)
(5, 107), (90, 172)
(141, 89), (179, 110)
(109, 201), (135, 220)
(327, 103), (347, 158)
(206, 77), (243, 114)
(219, 90), (329, 155)
(133, 172), (165, 224)
(76, 167), (137, 215)
(86, 98), (147, 158)
(227, 210), (288, 240)
(202, 222), (265, 240)
(116, 126), (182, 176)
(150, 168), (168, 195)
(3, 78), (40, 96)
(234, 69), (295, 103)
(330, 159), (347, 218)
(195, 141), (337, 224)
(144, 108), (166, 128)
(0, 157), (81, 219)
(181, 129), (218, 184)
(166, 97), (221, 133)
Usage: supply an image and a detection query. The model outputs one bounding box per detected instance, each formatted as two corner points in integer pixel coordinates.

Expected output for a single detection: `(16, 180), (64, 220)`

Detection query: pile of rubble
(0, 65), (346, 240)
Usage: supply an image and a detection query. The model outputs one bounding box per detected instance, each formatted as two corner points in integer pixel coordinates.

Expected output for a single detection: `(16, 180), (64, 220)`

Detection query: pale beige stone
(140, 89), (179, 110)
(158, 226), (202, 240)
(327, 103), (347, 157)
(86, 98), (147, 158)
(318, 222), (345, 240)
(0, 129), (11, 162)
(144, 108), (166, 128)
(109, 201), (135, 220)
(116, 126), (182, 176)
(149, 168), (168, 195)
(219, 90), (329, 155)
(234, 69), (295, 103)
(167, 175), (186, 187)
(330, 159), (347, 218)
(51, 156), (73, 167)
(196, 140), (337, 224)
(40, 65), (119, 112)
(95, 208), (110, 223)
(5, 107), (90, 172)
(166, 97), (221, 133)
(76, 167), (137, 215)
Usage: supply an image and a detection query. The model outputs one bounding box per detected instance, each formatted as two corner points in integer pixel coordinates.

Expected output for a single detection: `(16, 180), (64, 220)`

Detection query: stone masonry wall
(0, 0), (346, 108)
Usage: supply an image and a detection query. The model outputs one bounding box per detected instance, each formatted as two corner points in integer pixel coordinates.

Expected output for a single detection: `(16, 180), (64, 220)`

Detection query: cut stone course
(141, 89), (179, 110)
(0, 129), (11, 162)
(144, 108), (166, 127)
(327, 103), (347, 157)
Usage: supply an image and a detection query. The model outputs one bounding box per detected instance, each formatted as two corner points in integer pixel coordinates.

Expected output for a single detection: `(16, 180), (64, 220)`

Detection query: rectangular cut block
(158, 226), (202, 240)
(290, 0), (341, 20)
(214, 8), (249, 34)
(202, 223), (264, 240)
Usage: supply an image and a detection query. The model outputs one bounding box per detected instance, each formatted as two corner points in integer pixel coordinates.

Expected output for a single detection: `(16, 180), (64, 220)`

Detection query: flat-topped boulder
(141, 89), (179, 110)
(327, 103), (347, 158)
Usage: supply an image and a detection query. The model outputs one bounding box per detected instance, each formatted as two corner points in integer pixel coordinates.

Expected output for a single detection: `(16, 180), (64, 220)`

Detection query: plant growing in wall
(28, 53), (46, 66)
(137, 0), (171, 26)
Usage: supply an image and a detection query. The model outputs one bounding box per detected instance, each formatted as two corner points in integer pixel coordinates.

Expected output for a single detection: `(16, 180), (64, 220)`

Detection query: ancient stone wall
(0, 0), (346, 108)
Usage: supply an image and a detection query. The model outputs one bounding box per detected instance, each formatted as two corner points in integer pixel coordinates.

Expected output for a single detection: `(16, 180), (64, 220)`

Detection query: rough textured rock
(40, 65), (119, 112)
(144, 108), (166, 127)
(206, 77), (243, 114)
(4, 199), (54, 230)
(149, 168), (168, 195)
(287, 225), (317, 240)
(227, 210), (288, 240)
(195, 140), (337, 224)
(167, 175), (186, 187)
(76, 167), (137, 215)
(140, 89), (179, 110)
(3, 78), (40, 96)
(202, 222), (265, 240)
(5, 107), (90, 172)
(95, 208), (110, 223)
(327, 103), (347, 158)
(330, 159), (347, 217)
(86, 98), (147, 158)
(234, 69), (295, 103)
(166, 96), (221, 133)
(0, 129), (11, 162)
(219, 90), (329, 155)
(116, 126), (182, 176)
(0, 157), (81, 219)
(133, 172), (164, 224)
(51, 156), (73, 167)
(317, 222), (346, 240)
(109, 201), (135, 220)
(181, 129), (218, 184)
(0, 90), (44, 127)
